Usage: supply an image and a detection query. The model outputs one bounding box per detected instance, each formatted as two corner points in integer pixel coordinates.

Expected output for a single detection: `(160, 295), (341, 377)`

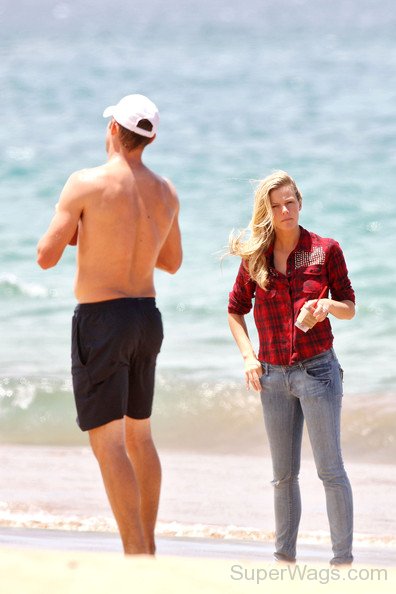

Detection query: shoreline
(1, 444), (396, 554)
(1, 381), (395, 463)
(1, 526), (396, 567)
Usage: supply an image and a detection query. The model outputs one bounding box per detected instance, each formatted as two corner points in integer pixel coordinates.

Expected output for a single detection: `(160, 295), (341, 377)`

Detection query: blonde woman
(228, 171), (355, 565)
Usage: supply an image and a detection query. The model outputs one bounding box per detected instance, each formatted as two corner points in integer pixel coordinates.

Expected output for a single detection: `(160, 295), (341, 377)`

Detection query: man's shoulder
(161, 176), (179, 207)
(65, 166), (108, 193)
(144, 169), (179, 208)
(74, 164), (110, 184)
(58, 166), (107, 207)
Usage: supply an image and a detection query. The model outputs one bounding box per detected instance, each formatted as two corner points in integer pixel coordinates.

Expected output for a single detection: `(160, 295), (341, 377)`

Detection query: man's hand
(244, 357), (263, 392)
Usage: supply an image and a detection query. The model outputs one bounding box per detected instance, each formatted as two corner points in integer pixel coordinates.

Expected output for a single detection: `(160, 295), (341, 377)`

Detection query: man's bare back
(73, 158), (179, 302)
(37, 125), (181, 303)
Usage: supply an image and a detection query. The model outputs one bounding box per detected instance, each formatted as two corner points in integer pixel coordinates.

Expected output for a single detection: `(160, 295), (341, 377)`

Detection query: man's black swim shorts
(71, 297), (163, 431)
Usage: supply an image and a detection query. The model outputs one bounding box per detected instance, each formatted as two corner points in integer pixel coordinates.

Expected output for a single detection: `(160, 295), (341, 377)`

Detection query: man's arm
(37, 172), (86, 269)
(155, 182), (182, 274)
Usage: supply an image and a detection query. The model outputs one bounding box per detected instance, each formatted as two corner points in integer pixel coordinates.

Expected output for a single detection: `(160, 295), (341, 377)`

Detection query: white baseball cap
(103, 94), (159, 138)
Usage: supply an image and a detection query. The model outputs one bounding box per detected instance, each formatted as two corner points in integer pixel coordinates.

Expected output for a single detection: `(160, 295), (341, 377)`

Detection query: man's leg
(89, 419), (147, 555)
(125, 416), (161, 555)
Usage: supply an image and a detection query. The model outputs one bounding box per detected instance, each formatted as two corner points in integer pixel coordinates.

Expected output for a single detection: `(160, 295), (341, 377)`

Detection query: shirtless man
(37, 94), (182, 555)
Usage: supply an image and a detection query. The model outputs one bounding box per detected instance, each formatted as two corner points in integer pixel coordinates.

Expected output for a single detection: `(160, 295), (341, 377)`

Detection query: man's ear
(110, 119), (119, 135)
(147, 133), (156, 145)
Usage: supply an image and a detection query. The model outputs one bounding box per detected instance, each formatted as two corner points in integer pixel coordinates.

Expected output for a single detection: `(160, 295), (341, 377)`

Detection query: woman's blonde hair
(228, 170), (302, 289)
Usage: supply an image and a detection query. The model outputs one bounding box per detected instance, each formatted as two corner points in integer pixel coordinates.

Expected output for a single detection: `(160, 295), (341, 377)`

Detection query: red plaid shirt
(228, 227), (355, 365)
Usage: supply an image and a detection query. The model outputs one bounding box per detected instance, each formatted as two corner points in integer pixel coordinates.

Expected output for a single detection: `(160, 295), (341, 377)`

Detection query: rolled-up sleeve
(228, 260), (256, 315)
(327, 241), (355, 304)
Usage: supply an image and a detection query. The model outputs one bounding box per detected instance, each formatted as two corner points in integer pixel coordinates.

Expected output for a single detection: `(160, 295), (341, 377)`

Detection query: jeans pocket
(303, 360), (333, 385)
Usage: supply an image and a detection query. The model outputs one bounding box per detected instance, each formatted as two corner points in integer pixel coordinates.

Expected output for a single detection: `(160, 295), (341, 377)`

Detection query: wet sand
(1, 445), (395, 542)
(0, 526), (395, 566)
(1, 444), (395, 591)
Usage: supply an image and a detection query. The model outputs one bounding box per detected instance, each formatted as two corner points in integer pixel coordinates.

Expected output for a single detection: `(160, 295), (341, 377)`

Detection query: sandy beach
(1, 546), (394, 594)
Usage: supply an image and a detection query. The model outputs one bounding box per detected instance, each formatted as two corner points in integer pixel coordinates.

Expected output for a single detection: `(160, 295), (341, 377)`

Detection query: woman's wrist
(322, 298), (333, 315)
(242, 352), (258, 361)
(321, 298), (355, 320)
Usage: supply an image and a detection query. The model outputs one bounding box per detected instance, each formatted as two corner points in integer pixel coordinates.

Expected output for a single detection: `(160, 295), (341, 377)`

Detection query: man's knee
(89, 420), (126, 462)
(125, 417), (155, 454)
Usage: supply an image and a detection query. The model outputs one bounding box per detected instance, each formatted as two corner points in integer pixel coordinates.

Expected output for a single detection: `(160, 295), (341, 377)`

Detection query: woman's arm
(306, 298), (355, 322)
(324, 240), (356, 320)
(324, 299), (355, 320)
(228, 312), (262, 392)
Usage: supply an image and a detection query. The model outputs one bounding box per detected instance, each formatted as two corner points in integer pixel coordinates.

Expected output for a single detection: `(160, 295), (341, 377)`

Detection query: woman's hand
(304, 298), (330, 323)
(244, 357), (263, 392)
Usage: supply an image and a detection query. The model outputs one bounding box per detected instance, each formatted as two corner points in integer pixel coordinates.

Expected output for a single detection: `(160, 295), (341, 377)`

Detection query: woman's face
(269, 185), (301, 233)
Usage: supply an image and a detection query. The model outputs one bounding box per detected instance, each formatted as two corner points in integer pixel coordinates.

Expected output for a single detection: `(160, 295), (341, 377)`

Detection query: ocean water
(1, 0), (395, 457)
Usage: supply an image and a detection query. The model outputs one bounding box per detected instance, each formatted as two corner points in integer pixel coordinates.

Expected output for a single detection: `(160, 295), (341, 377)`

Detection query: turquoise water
(1, 0), (395, 451)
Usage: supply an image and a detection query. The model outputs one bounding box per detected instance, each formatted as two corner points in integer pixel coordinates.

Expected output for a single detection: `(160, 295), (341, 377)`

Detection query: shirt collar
(265, 226), (312, 263)
(296, 226), (312, 251)
(266, 226), (311, 254)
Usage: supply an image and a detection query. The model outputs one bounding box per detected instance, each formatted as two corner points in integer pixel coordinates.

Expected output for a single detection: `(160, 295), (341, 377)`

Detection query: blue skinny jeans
(260, 348), (353, 565)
